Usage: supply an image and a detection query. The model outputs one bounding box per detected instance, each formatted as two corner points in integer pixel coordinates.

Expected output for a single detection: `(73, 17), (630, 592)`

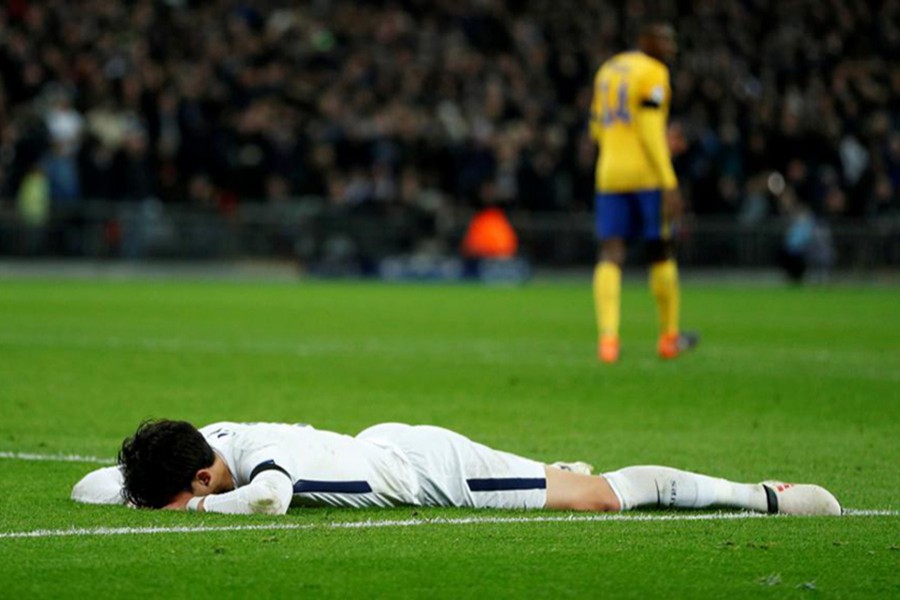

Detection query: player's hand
(662, 188), (683, 221)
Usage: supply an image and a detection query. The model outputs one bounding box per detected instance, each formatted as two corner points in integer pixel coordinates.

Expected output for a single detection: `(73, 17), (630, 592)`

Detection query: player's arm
(71, 466), (130, 506)
(635, 73), (677, 191)
(172, 470), (294, 515)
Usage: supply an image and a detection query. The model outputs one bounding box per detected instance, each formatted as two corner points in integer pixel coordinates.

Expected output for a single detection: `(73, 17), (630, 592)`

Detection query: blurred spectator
(15, 162), (50, 254)
(778, 190), (834, 283)
(0, 0), (896, 220)
(16, 163), (49, 226)
(41, 87), (83, 203)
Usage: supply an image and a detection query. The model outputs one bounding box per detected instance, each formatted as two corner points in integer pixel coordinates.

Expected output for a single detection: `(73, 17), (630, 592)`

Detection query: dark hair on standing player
(118, 419), (215, 508)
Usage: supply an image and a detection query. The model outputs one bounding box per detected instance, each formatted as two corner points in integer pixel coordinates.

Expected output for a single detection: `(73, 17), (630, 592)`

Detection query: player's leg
(595, 239), (624, 363)
(602, 465), (841, 515)
(366, 426), (840, 516)
(646, 237), (691, 357)
(593, 192), (631, 363)
(545, 467), (763, 513)
(638, 190), (697, 359)
(602, 465), (766, 511)
(370, 426), (768, 514)
(547, 465), (840, 515)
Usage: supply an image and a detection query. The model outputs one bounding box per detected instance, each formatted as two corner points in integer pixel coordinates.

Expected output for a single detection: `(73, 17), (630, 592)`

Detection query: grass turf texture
(0, 278), (898, 598)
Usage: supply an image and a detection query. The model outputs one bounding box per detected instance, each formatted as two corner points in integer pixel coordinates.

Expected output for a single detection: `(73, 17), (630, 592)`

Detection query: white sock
(603, 466), (768, 512)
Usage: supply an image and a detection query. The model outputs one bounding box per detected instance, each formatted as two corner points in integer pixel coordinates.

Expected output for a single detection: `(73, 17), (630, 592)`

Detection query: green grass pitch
(0, 278), (898, 598)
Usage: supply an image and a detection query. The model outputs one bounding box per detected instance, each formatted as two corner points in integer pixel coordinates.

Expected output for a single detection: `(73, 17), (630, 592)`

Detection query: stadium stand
(0, 0), (897, 267)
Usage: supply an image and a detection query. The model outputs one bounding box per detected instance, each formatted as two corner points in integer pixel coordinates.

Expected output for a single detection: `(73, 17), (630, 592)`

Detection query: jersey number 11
(600, 81), (631, 126)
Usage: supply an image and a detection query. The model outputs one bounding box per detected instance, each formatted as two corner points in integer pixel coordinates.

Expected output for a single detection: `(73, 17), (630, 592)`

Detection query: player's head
(637, 20), (677, 63)
(118, 419), (215, 508)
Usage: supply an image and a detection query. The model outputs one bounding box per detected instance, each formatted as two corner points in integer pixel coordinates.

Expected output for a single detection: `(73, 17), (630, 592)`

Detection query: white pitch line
(1, 510), (897, 540)
(0, 451), (115, 465)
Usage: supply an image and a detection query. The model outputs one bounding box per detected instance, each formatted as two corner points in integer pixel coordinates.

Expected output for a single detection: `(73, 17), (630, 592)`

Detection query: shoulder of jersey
(602, 51), (630, 68)
(643, 53), (670, 76)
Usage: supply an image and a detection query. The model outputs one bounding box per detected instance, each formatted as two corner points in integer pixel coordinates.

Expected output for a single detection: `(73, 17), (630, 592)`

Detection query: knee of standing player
(599, 240), (626, 265)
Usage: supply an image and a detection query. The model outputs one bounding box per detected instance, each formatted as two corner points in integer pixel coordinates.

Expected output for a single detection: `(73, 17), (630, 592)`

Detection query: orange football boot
(657, 331), (699, 360)
(598, 335), (620, 363)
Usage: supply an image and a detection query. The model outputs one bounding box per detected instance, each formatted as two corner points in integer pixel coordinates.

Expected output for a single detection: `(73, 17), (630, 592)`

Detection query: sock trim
(762, 484), (778, 514)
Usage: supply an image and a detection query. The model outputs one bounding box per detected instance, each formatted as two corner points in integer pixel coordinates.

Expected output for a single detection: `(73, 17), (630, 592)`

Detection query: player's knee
(569, 493), (620, 512)
(568, 479), (622, 512)
(599, 240), (625, 265)
(546, 468), (621, 512)
(646, 240), (673, 264)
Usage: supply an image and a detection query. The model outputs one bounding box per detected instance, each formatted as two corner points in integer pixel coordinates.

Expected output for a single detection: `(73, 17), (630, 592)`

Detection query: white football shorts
(357, 423), (547, 510)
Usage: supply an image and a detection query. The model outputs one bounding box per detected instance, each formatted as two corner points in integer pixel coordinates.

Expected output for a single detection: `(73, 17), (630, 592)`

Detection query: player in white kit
(72, 420), (842, 517)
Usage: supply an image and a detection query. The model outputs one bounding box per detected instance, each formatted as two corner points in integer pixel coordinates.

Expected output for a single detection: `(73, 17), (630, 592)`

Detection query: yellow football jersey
(590, 51), (678, 193)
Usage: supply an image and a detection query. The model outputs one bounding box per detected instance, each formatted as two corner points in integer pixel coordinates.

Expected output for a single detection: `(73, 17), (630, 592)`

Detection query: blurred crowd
(1, 0), (898, 223)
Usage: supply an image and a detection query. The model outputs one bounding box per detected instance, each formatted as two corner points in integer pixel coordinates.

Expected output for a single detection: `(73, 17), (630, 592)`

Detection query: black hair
(634, 18), (674, 43)
(118, 419), (215, 508)
(638, 19), (673, 35)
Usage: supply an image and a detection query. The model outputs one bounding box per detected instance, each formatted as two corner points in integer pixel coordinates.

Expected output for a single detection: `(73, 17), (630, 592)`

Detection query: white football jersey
(200, 422), (420, 508)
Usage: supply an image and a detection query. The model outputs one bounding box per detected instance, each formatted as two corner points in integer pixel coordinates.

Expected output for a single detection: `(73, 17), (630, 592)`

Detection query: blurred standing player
(590, 21), (698, 363)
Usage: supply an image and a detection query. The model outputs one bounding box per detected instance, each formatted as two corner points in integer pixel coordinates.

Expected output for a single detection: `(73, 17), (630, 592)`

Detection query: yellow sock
(649, 259), (680, 336)
(593, 262), (621, 340)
